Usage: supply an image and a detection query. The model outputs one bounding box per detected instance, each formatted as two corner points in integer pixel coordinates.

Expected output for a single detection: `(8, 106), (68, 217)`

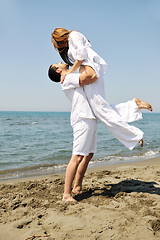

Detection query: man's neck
(61, 69), (70, 76)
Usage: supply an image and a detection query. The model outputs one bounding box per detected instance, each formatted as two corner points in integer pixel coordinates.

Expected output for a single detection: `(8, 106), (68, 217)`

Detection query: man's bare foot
(139, 139), (143, 147)
(62, 194), (77, 202)
(72, 186), (83, 194)
(135, 98), (152, 111)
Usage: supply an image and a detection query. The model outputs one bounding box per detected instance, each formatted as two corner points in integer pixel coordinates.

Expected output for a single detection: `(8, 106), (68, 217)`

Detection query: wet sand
(0, 157), (160, 240)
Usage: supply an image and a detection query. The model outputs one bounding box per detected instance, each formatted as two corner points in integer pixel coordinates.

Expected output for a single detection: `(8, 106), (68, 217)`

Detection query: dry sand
(0, 157), (160, 240)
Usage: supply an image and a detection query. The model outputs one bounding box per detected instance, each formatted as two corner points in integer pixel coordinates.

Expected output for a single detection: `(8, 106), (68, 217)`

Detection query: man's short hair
(48, 65), (61, 83)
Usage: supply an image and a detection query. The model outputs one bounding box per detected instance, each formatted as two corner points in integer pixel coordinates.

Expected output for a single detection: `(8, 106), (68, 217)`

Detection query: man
(48, 63), (98, 202)
(48, 63), (152, 201)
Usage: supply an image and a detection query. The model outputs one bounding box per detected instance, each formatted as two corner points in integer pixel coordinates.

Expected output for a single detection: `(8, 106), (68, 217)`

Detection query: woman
(52, 28), (84, 73)
(51, 28), (107, 81)
(51, 28), (152, 149)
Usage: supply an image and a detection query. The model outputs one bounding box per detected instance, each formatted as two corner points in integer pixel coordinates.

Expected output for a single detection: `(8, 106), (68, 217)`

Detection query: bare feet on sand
(135, 98), (152, 111)
(139, 139), (143, 147)
(72, 186), (83, 194)
(62, 194), (77, 202)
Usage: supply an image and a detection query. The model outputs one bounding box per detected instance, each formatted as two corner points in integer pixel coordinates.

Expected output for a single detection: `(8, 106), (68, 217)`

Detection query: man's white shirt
(61, 73), (96, 126)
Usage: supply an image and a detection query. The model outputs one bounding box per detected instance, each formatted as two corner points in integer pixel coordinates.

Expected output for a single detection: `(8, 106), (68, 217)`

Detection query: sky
(0, 0), (160, 112)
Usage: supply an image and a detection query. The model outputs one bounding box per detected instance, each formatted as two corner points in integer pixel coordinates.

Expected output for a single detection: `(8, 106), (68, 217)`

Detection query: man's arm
(62, 65), (97, 90)
(61, 73), (81, 90)
(79, 65), (97, 86)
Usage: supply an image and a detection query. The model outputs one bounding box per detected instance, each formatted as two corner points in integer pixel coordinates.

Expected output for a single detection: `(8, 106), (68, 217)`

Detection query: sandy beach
(0, 157), (160, 240)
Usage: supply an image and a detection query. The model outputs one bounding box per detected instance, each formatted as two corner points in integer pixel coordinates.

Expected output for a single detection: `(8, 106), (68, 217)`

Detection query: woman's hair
(52, 28), (70, 50)
(48, 65), (61, 83)
(51, 28), (73, 66)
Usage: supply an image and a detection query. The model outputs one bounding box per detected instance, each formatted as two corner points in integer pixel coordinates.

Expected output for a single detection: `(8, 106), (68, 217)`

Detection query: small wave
(144, 150), (160, 157)
(5, 118), (13, 121)
(89, 149), (160, 167)
(31, 122), (38, 124)
(0, 163), (67, 181)
(10, 121), (38, 126)
(54, 164), (67, 169)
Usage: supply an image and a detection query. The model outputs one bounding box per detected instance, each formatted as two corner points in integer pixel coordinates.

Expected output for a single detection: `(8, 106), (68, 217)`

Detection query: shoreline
(1, 155), (160, 184)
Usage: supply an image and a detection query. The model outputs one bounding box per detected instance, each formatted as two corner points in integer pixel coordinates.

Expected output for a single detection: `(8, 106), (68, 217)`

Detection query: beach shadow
(74, 179), (160, 202)
(106, 179), (160, 196)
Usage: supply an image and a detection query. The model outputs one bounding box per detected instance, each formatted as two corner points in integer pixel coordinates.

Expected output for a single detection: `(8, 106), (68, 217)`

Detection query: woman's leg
(112, 98), (152, 147)
(62, 154), (83, 202)
(72, 153), (94, 194)
(111, 98), (152, 124)
(113, 98), (152, 120)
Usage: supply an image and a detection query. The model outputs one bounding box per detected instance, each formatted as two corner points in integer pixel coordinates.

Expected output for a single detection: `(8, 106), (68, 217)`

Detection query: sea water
(0, 111), (160, 180)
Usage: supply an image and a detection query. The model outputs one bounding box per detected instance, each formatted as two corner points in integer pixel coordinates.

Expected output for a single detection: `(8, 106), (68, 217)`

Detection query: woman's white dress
(68, 31), (144, 150)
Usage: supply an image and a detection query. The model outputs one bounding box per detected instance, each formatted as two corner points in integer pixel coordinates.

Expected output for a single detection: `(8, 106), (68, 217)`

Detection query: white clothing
(69, 31), (107, 99)
(111, 99), (142, 123)
(68, 31), (144, 150)
(68, 31), (107, 78)
(61, 73), (97, 155)
(72, 119), (97, 156)
(62, 73), (96, 126)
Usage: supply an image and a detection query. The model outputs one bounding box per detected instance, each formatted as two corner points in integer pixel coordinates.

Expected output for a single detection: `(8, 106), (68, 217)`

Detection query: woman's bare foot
(72, 186), (83, 194)
(62, 194), (77, 202)
(139, 139), (143, 147)
(135, 98), (152, 111)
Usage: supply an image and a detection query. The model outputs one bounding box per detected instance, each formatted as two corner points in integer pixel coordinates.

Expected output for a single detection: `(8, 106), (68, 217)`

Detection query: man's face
(52, 62), (69, 71)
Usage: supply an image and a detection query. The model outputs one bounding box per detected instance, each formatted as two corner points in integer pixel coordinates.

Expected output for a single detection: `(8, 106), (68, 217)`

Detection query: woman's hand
(79, 65), (85, 73)
(69, 59), (84, 73)
(61, 73), (67, 84)
(61, 59), (84, 84)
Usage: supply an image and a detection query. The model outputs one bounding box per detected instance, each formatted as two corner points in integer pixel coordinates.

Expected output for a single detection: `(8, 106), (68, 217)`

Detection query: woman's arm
(67, 31), (89, 73)
(68, 59), (84, 73)
(61, 59), (84, 83)
(61, 31), (89, 82)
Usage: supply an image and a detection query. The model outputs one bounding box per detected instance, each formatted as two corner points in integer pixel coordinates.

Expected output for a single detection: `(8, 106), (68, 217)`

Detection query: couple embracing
(48, 28), (152, 202)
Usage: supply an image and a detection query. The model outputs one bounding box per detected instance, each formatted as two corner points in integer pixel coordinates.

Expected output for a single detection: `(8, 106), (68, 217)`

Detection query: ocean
(0, 111), (160, 180)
